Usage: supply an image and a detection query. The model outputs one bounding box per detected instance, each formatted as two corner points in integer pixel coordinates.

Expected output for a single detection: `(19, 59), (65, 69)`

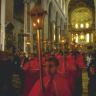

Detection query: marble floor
(82, 69), (88, 96)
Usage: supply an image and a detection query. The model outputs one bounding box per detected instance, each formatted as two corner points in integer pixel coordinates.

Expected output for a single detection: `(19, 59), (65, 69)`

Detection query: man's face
(46, 61), (58, 76)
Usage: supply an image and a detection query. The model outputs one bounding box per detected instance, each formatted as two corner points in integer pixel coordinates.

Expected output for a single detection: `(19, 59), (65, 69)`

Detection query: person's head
(20, 52), (26, 58)
(46, 56), (59, 76)
(15, 50), (20, 56)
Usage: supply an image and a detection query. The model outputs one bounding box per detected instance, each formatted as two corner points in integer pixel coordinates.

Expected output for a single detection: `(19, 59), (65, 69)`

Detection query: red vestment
(76, 54), (86, 68)
(55, 54), (65, 73)
(23, 57), (39, 71)
(21, 58), (40, 96)
(28, 73), (72, 96)
(66, 53), (85, 96)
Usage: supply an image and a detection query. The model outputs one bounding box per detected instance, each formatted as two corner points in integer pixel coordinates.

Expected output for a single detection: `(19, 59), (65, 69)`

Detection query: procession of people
(0, 43), (96, 96)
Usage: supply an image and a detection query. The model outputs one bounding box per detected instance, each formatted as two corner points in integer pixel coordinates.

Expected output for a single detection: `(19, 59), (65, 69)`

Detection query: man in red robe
(21, 56), (40, 96)
(76, 53), (86, 68)
(66, 51), (86, 96)
(28, 56), (73, 96)
(55, 53), (66, 73)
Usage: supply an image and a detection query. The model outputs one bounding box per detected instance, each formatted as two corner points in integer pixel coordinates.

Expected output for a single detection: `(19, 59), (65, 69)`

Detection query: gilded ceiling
(71, 7), (93, 29)
(68, 0), (95, 12)
(68, 0), (95, 30)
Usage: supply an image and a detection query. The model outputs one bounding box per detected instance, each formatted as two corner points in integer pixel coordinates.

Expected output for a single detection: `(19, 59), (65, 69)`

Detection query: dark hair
(47, 56), (59, 67)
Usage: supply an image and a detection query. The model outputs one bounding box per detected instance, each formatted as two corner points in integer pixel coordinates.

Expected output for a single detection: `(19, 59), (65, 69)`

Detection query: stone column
(24, 0), (28, 53)
(58, 26), (61, 43)
(63, 0), (66, 14)
(42, 0), (48, 52)
(91, 33), (93, 43)
(43, 15), (48, 52)
(29, 3), (34, 53)
(55, 12), (60, 49)
(43, 15), (48, 41)
(60, 24), (64, 40)
(95, 3), (96, 32)
(55, 25), (60, 49)
(66, 0), (69, 34)
(50, 21), (56, 49)
(0, 0), (6, 51)
(52, 21), (56, 42)
(90, 33), (92, 43)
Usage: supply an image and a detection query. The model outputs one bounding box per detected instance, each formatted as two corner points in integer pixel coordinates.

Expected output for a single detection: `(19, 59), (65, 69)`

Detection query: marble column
(0, 0), (6, 51)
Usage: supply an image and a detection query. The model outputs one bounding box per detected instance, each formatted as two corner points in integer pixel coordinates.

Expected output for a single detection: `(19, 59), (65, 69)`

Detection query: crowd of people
(0, 44), (96, 96)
